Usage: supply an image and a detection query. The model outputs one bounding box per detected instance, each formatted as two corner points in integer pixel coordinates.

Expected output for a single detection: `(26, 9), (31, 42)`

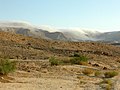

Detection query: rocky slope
(0, 30), (120, 90)
(0, 31), (120, 67)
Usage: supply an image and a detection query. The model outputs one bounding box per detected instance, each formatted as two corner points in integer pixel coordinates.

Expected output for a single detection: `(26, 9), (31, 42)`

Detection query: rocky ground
(0, 60), (120, 90)
(0, 31), (120, 90)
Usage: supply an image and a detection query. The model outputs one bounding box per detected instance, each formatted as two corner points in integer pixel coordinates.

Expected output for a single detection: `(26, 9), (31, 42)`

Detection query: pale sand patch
(0, 77), (84, 90)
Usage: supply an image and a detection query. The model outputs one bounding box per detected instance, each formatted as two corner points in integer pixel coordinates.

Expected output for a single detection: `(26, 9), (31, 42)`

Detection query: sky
(0, 0), (120, 32)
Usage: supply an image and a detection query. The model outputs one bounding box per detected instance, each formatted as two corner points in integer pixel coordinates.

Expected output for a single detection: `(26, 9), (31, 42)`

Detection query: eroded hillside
(0, 31), (120, 59)
(0, 31), (120, 90)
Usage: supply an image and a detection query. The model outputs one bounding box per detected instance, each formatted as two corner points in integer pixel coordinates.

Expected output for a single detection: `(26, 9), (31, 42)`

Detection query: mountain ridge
(0, 21), (119, 43)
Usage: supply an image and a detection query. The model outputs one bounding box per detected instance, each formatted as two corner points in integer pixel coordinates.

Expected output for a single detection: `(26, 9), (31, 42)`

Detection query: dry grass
(82, 68), (94, 76)
(101, 79), (113, 85)
(100, 79), (113, 90)
(95, 71), (102, 77)
(104, 71), (118, 78)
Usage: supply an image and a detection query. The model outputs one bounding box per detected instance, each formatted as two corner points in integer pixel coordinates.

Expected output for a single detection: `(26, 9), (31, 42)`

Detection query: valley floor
(0, 60), (120, 90)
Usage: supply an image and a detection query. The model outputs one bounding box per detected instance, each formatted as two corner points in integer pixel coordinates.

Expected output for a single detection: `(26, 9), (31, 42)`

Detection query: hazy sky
(0, 0), (120, 31)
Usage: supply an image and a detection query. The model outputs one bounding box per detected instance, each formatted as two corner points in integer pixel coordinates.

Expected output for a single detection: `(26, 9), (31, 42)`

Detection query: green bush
(70, 55), (88, 65)
(49, 57), (60, 66)
(0, 59), (16, 75)
(104, 71), (118, 78)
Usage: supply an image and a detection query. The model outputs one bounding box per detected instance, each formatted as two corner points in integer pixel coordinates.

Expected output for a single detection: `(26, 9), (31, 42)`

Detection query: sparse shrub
(82, 68), (94, 76)
(100, 79), (112, 90)
(78, 55), (88, 62)
(70, 57), (79, 64)
(95, 71), (102, 77)
(101, 79), (112, 85)
(79, 81), (87, 84)
(105, 85), (111, 90)
(49, 57), (60, 66)
(70, 55), (88, 65)
(0, 59), (16, 75)
(104, 71), (118, 78)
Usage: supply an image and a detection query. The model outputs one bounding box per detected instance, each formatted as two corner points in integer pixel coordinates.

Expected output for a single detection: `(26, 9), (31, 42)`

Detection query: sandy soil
(0, 71), (83, 90)
(0, 60), (119, 90)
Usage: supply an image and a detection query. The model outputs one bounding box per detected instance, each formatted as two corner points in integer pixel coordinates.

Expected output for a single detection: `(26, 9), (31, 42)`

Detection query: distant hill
(0, 21), (68, 41)
(0, 21), (120, 43)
